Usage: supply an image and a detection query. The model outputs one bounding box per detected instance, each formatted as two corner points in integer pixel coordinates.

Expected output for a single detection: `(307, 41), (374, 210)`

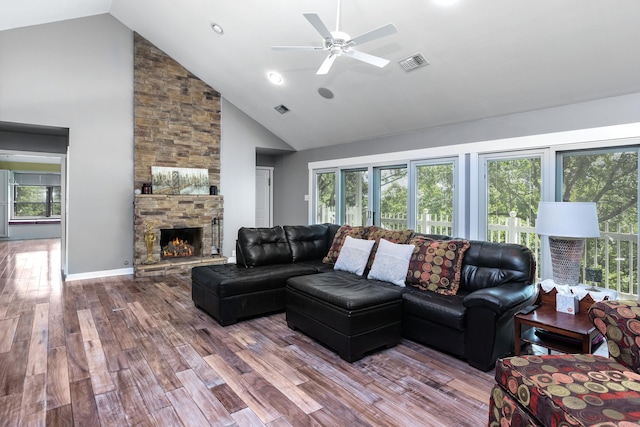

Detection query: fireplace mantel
(134, 194), (225, 277)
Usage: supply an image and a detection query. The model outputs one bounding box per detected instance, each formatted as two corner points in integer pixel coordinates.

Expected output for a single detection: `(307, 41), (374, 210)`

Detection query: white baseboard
(65, 267), (134, 282)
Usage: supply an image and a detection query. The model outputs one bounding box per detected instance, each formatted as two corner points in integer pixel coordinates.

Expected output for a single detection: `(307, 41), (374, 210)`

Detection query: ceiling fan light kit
(271, 0), (397, 75)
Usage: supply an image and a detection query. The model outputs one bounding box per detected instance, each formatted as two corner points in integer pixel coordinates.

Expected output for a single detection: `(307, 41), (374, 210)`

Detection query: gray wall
(0, 15), (293, 275)
(8, 223), (61, 240)
(0, 15), (135, 276)
(273, 92), (640, 226)
(220, 99), (294, 257)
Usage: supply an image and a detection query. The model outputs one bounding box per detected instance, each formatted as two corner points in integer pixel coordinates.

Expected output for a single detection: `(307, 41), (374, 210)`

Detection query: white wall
(220, 98), (293, 257)
(0, 15), (134, 276)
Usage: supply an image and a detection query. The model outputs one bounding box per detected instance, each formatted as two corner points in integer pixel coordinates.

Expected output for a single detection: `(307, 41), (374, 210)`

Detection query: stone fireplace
(134, 195), (224, 277)
(132, 34), (226, 277)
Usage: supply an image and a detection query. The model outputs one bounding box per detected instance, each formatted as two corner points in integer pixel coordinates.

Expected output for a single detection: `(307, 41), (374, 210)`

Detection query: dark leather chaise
(191, 224), (338, 325)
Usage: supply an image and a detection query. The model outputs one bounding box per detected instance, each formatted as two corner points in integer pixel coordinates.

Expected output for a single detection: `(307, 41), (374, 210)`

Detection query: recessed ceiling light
(211, 23), (224, 35)
(268, 72), (283, 85)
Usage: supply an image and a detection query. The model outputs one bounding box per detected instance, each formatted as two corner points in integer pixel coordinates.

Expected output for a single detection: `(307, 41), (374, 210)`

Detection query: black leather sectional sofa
(192, 223), (537, 371)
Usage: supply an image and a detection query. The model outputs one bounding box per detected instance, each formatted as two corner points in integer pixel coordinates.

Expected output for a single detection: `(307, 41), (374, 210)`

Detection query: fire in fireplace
(160, 227), (202, 259)
(163, 237), (194, 257)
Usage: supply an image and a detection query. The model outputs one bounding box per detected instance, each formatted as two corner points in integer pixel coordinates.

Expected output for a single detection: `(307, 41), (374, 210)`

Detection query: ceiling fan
(271, 0), (398, 75)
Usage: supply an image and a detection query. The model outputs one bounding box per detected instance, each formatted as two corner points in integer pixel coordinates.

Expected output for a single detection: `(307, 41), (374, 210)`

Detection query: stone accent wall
(133, 34), (224, 276)
(134, 33), (221, 190)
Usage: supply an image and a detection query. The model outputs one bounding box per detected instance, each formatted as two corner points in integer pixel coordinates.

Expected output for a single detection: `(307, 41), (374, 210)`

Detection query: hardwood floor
(0, 239), (495, 426)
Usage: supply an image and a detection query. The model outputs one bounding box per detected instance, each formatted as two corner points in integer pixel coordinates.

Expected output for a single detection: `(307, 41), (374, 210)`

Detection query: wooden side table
(513, 284), (607, 356)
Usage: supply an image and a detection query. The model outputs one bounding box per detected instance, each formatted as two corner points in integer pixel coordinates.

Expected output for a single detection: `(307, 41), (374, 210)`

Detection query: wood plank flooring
(0, 239), (495, 426)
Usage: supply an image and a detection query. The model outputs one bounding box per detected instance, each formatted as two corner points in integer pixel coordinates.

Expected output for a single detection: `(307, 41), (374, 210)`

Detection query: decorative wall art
(151, 166), (209, 195)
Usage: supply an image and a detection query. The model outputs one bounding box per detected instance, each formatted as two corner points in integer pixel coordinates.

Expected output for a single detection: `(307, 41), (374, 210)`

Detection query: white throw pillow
(367, 238), (415, 287)
(334, 236), (376, 276)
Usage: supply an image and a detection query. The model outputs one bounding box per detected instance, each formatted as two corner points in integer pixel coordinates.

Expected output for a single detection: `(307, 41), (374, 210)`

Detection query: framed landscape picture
(151, 166), (209, 195)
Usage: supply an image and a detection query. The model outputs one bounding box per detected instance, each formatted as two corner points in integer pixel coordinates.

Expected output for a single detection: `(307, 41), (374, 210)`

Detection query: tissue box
(556, 293), (579, 315)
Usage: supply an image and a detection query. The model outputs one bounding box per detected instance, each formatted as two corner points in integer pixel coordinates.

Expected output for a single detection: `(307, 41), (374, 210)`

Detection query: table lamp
(536, 202), (600, 286)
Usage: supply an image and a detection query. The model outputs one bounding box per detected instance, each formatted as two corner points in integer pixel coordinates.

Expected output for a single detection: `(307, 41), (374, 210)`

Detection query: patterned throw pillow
(365, 226), (414, 270)
(406, 237), (470, 295)
(322, 225), (369, 265)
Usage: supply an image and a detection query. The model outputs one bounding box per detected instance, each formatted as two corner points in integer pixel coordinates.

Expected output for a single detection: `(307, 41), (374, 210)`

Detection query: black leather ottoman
(192, 263), (317, 325)
(286, 270), (405, 362)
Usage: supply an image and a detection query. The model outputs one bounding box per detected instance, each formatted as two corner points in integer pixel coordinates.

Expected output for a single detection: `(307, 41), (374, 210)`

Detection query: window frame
(410, 157), (459, 236)
(10, 171), (62, 220)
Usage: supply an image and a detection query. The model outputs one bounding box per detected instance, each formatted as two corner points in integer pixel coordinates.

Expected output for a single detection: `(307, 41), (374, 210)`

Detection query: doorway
(0, 122), (69, 277)
(256, 167), (273, 227)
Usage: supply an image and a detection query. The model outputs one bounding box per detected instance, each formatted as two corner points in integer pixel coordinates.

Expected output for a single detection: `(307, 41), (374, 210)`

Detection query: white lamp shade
(536, 202), (600, 238)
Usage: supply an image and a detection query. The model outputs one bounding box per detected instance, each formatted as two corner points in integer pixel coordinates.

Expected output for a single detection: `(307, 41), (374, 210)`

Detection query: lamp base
(549, 237), (584, 286)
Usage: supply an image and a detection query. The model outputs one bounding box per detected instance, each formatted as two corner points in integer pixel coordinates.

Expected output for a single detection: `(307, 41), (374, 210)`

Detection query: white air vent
(398, 53), (429, 72)
(274, 105), (290, 114)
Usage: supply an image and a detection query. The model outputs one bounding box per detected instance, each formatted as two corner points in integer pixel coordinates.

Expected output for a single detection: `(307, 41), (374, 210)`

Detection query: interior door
(255, 167), (272, 227)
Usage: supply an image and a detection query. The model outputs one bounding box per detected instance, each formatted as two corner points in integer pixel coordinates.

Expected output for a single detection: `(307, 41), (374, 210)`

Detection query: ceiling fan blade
(345, 50), (390, 68)
(303, 13), (334, 41)
(271, 46), (325, 51)
(348, 23), (398, 46)
(317, 53), (338, 75)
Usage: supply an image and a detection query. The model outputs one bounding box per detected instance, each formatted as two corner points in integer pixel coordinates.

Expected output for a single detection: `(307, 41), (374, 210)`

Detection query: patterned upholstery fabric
(589, 300), (640, 373)
(321, 225), (370, 265)
(405, 237), (470, 295)
(489, 384), (540, 427)
(365, 226), (414, 271)
(494, 354), (640, 426)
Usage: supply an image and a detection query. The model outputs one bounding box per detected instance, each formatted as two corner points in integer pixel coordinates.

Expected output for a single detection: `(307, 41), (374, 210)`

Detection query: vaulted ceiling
(3, 0), (640, 151)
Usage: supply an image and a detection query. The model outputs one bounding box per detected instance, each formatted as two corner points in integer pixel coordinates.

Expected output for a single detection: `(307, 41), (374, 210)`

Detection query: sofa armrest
(463, 282), (536, 315)
(589, 300), (640, 372)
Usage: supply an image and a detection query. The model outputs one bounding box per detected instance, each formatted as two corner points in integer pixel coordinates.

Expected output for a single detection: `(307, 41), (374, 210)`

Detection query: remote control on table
(519, 305), (539, 315)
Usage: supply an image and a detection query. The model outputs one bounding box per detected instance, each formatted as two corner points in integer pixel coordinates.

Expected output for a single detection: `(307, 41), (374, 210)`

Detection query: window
(315, 170), (336, 224)
(413, 160), (455, 236)
(559, 148), (639, 295)
(11, 172), (61, 219)
(342, 169), (368, 226)
(477, 152), (544, 273)
(481, 154), (542, 246)
(375, 166), (408, 229)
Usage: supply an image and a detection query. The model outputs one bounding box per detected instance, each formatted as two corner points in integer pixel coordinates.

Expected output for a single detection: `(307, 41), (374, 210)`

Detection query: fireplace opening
(160, 227), (202, 259)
